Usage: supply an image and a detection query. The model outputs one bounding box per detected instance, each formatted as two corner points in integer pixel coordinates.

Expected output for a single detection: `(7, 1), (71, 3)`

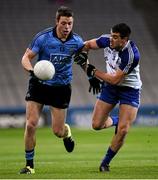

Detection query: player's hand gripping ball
(33, 60), (55, 80)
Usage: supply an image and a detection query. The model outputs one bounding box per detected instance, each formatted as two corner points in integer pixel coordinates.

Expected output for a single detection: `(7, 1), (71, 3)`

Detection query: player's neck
(121, 40), (129, 51)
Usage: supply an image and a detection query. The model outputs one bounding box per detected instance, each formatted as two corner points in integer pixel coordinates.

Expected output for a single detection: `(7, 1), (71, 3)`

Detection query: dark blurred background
(0, 0), (158, 108)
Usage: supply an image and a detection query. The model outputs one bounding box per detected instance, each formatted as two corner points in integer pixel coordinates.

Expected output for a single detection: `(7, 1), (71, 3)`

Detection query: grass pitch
(0, 126), (158, 179)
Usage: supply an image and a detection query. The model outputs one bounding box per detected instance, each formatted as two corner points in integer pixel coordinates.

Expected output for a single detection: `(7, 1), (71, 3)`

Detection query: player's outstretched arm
(73, 39), (99, 68)
(87, 64), (125, 85)
(73, 42), (103, 95)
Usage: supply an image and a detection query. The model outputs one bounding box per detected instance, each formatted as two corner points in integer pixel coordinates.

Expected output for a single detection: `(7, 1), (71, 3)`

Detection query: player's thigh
(50, 106), (67, 129)
(93, 99), (115, 123)
(118, 104), (138, 129)
(26, 101), (43, 125)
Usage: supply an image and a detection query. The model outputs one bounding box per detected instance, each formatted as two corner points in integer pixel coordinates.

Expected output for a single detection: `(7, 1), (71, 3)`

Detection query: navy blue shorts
(25, 78), (71, 109)
(98, 83), (141, 108)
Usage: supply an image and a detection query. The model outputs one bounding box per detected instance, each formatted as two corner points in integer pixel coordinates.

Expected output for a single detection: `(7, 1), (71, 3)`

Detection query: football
(34, 60), (55, 80)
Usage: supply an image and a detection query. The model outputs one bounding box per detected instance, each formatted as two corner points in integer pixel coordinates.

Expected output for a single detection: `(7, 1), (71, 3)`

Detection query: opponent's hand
(73, 51), (88, 66)
(88, 77), (102, 95)
(87, 64), (97, 77)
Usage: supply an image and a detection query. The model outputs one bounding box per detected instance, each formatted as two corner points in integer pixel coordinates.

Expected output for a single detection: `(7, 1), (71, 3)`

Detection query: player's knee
(26, 122), (36, 134)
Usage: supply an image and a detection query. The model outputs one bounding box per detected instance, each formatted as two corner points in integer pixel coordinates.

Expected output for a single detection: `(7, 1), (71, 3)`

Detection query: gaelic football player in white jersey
(84, 23), (142, 172)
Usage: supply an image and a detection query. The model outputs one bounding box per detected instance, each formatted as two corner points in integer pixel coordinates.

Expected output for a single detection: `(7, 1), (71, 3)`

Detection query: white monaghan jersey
(96, 35), (142, 89)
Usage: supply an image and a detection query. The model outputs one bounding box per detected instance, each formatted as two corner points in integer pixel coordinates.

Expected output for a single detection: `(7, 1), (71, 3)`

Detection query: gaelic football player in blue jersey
(20, 6), (101, 174)
(83, 23), (142, 172)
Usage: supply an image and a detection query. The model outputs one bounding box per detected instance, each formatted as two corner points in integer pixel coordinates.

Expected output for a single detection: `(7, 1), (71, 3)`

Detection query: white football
(34, 60), (55, 80)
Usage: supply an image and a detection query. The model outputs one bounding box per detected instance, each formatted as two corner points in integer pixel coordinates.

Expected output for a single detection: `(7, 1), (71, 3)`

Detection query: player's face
(110, 31), (127, 51)
(56, 16), (73, 39)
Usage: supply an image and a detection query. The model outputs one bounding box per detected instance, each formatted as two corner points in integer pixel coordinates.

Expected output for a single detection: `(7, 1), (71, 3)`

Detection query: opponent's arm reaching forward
(73, 47), (102, 94)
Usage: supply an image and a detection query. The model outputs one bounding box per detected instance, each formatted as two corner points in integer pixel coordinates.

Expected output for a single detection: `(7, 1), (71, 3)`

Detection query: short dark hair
(112, 23), (131, 39)
(56, 6), (73, 21)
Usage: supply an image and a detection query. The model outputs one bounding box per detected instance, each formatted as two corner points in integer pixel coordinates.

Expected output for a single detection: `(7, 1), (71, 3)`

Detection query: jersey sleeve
(78, 36), (84, 49)
(119, 48), (140, 74)
(73, 34), (84, 53)
(96, 34), (110, 48)
(28, 33), (45, 54)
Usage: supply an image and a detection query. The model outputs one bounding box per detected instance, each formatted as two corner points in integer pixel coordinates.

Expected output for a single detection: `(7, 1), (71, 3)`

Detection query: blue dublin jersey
(28, 27), (84, 86)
